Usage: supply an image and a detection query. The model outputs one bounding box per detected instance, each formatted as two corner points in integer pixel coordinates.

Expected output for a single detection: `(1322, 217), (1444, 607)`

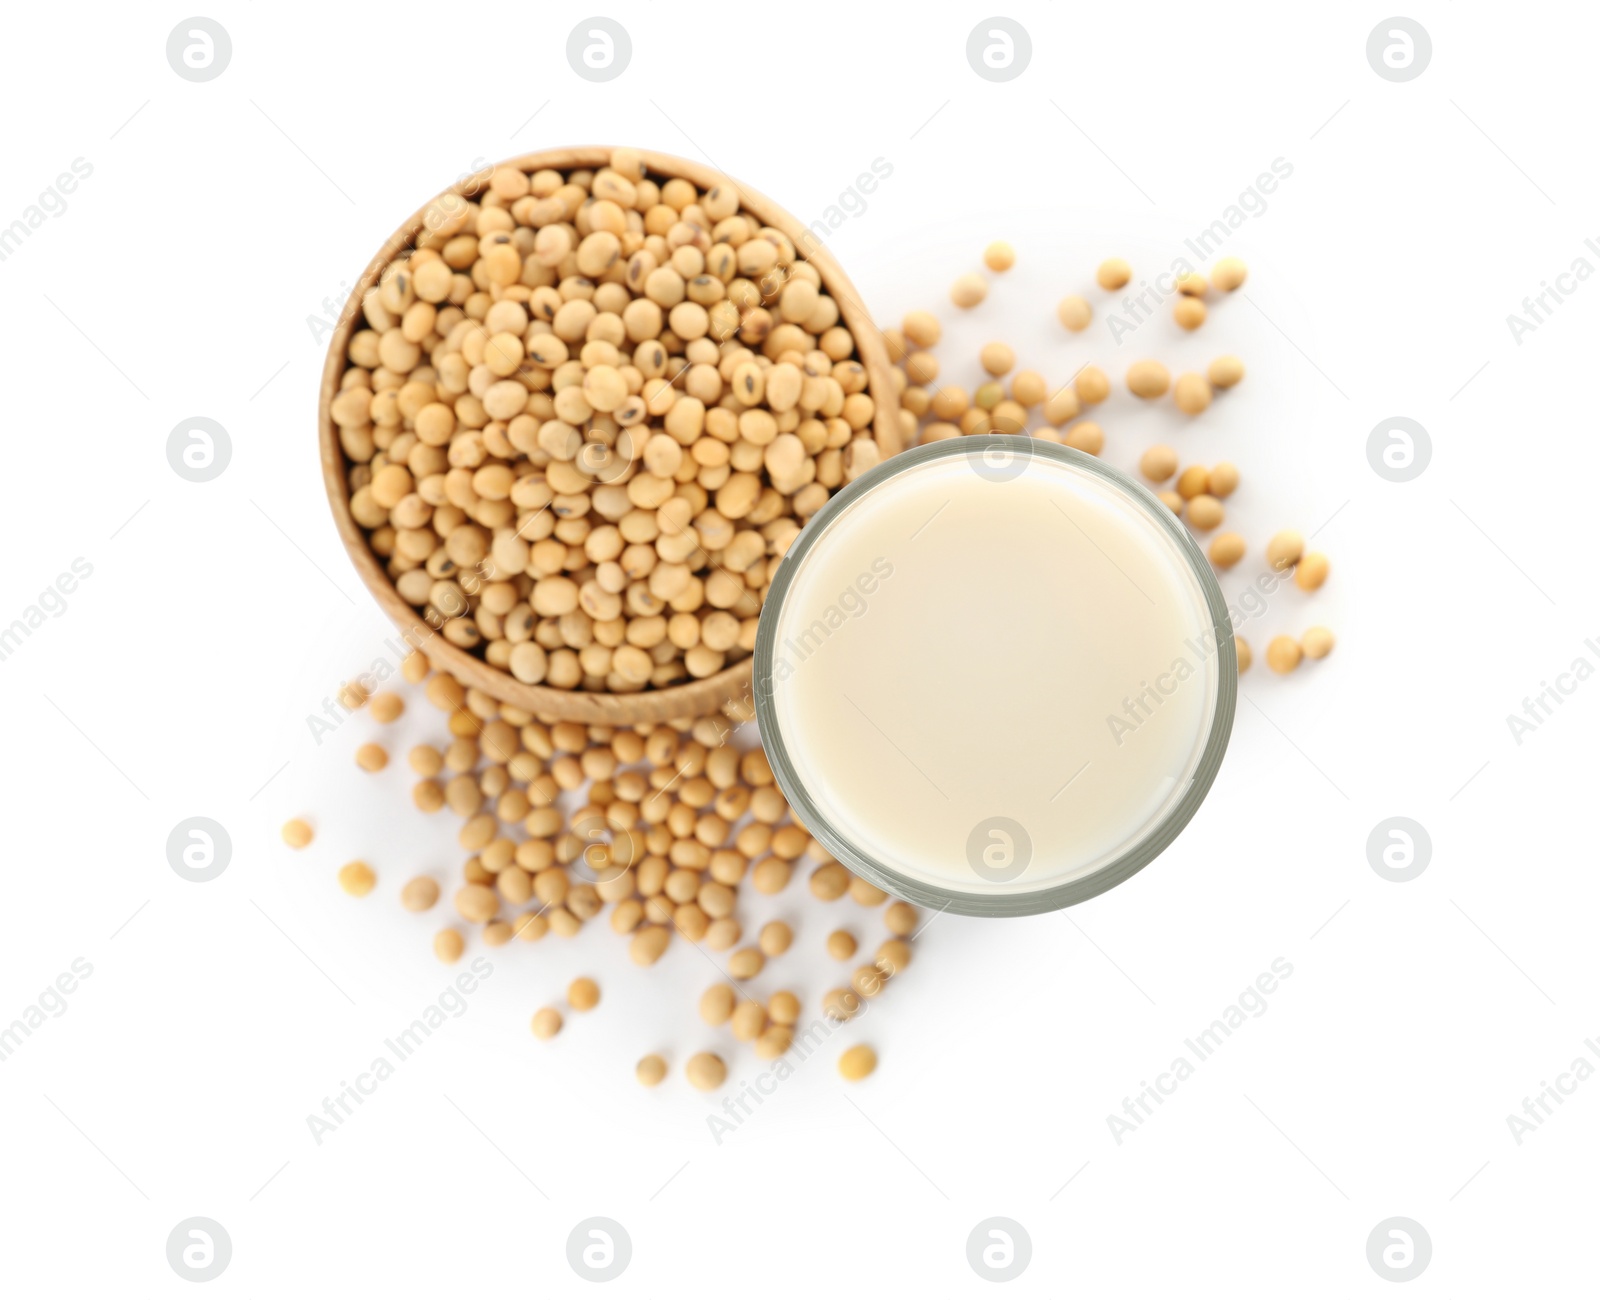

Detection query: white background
(1, 1), (1595, 1294)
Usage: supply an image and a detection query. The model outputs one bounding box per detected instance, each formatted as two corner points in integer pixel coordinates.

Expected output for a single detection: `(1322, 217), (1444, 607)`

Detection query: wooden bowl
(319, 146), (900, 725)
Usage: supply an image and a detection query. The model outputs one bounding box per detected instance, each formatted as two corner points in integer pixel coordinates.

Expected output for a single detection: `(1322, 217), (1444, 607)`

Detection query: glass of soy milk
(754, 436), (1236, 917)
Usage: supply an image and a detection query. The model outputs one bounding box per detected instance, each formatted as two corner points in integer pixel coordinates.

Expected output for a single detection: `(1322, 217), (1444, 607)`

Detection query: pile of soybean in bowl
(328, 148), (895, 696)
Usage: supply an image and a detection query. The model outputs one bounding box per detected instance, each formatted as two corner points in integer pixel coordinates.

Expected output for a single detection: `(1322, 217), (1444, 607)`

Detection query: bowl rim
(318, 145), (901, 724)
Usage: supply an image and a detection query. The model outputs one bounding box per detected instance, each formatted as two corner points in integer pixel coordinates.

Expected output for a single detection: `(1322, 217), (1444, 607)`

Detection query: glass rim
(753, 435), (1238, 918)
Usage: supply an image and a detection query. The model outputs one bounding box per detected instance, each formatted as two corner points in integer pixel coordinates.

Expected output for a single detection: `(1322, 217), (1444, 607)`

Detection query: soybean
(686, 1051), (727, 1091)
(1127, 360), (1171, 400)
(1208, 355), (1245, 389)
(401, 876), (440, 912)
(1139, 446), (1179, 482)
(1212, 257), (1248, 291)
(1266, 635), (1303, 674)
(984, 241), (1016, 272)
(951, 273), (988, 308)
(1266, 530), (1305, 573)
(1057, 296), (1092, 331)
(338, 861), (376, 897)
(1174, 372), (1212, 415)
(1295, 553), (1330, 591)
(1096, 258), (1132, 290)
(838, 1044), (878, 1081)
(568, 977), (600, 1011)
(1301, 626), (1336, 660)
(1209, 532), (1247, 569)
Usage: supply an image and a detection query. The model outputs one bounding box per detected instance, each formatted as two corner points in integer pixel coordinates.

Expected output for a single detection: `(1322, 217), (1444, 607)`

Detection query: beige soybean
(884, 901), (919, 936)
(1174, 372), (1212, 415)
(1064, 421), (1103, 456)
(849, 877), (889, 906)
(851, 965), (886, 999)
(950, 273), (988, 308)
(401, 876), (440, 912)
(630, 925), (670, 965)
(980, 342), (1015, 376)
(1266, 635), (1303, 674)
(699, 983), (736, 1026)
(728, 946), (765, 979)
(1096, 258), (1132, 290)
(1208, 532), (1247, 569)
(1176, 467), (1210, 500)
(636, 1054), (668, 1087)
(1295, 553), (1330, 591)
(730, 1000), (767, 1042)
(1011, 370), (1047, 407)
(1266, 530), (1305, 573)
(903, 310), (941, 348)
(434, 928), (465, 963)
(984, 241), (1015, 272)
(1126, 360), (1170, 400)
(338, 861), (376, 897)
(686, 1051), (727, 1091)
(755, 1025), (793, 1060)
(838, 1044), (878, 1081)
(1208, 355), (1245, 389)
(1212, 257), (1248, 291)
(1301, 626), (1336, 660)
(531, 1006), (563, 1040)
(1075, 366), (1110, 405)
(1139, 446), (1179, 482)
(759, 920), (793, 956)
(1057, 295), (1092, 331)
(281, 818), (314, 849)
(1186, 495), (1225, 531)
(568, 977), (600, 1011)
(877, 939), (912, 975)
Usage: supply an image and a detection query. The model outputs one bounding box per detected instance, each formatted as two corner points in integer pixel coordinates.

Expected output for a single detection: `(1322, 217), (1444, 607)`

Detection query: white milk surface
(768, 449), (1221, 896)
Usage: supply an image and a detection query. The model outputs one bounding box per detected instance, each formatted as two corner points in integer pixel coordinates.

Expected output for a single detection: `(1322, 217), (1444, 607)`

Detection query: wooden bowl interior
(319, 146), (899, 724)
